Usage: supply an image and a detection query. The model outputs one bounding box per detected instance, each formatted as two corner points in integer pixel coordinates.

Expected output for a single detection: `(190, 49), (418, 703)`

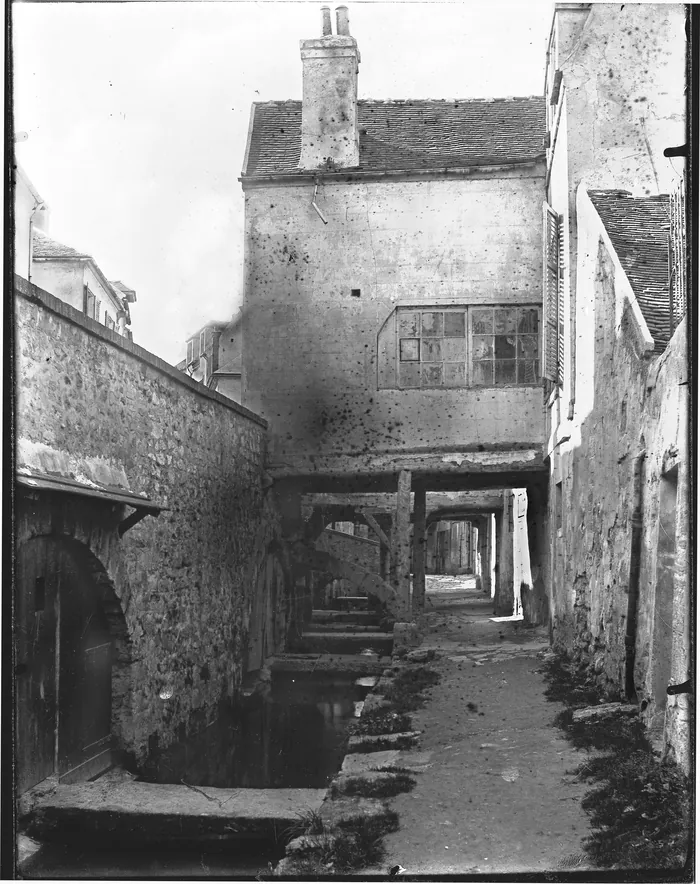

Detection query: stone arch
(15, 530), (133, 785)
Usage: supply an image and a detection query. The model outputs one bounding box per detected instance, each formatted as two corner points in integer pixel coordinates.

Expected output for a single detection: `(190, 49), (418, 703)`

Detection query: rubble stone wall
(15, 278), (301, 767)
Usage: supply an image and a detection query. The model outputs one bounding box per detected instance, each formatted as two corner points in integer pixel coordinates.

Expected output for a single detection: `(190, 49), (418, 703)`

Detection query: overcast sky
(13, 0), (554, 364)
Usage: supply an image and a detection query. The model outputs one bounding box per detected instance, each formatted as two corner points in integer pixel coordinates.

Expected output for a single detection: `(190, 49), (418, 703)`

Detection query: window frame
(394, 304), (541, 391)
(186, 339), (194, 364)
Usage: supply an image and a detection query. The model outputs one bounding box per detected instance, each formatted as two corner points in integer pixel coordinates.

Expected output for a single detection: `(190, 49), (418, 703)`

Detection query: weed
(555, 707), (650, 753)
(543, 651), (691, 871)
(349, 710), (412, 736)
(329, 772), (416, 799)
(331, 818), (386, 871)
(541, 653), (603, 707)
(382, 666), (440, 713)
(282, 807), (326, 840)
(578, 751), (690, 870)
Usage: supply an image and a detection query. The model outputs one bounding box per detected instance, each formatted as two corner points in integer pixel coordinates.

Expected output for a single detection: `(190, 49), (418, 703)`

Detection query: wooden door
(57, 548), (113, 780)
(15, 536), (113, 791)
(15, 538), (59, 794)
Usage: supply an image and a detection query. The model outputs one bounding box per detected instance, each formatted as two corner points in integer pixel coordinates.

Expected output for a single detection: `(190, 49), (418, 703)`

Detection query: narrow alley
(11, 1), (691, 879)
(378, 575), (593, 875)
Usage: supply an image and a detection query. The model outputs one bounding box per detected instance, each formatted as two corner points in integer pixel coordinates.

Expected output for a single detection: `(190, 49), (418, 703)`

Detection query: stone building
(240, 5), (550, 620)
(14, 164), (136, 338)
(543, 3), (689, 770)
(177, 313), (243, 402)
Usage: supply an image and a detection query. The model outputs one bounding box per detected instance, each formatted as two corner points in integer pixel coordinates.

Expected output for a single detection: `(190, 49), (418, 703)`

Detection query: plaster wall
(15, 279), (301, 768)
(557, 4), (685, 199)
(243, 171), (546, 469)
(31, 262), (85, 312)
(549, 195), (689, 770)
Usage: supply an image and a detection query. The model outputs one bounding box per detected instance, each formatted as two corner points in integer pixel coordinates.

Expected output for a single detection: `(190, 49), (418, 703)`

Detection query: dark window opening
(351, 288), (361, 298)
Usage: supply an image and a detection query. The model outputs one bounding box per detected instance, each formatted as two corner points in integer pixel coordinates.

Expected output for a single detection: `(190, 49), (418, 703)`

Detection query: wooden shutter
(542, 203), (560, 383)
(557, 215), (565, 386)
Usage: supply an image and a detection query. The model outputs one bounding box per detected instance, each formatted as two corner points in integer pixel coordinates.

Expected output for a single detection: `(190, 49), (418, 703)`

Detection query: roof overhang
(16, 469), (165, 536)
(240, 159), (546, 190)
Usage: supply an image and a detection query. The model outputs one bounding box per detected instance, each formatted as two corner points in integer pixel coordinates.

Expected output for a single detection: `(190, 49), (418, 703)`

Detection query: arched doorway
(15, 536), (120, 793)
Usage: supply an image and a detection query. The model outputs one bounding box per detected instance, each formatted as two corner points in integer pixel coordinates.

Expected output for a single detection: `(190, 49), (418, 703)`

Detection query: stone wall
(15, 278), (301, 768)
(316, 528), (381, 575)
(242, 169), (546, 473)
(548, 213), (689, 766)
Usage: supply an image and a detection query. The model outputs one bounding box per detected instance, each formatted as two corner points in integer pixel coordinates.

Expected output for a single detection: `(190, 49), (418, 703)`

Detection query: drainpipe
(27, 198), (46, 283)
(312, 183), (328, 225)
(625, 450), (646, 700)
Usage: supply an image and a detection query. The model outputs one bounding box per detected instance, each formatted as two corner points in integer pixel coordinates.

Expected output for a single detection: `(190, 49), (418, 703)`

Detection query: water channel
(22, 671), (372, 878)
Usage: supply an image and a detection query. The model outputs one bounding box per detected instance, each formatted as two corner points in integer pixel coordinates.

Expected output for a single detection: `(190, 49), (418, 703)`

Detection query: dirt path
(377, 577), (593, 875)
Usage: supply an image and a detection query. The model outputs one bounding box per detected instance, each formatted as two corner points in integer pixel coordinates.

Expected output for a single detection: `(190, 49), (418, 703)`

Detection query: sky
(12, 0), (554, 364)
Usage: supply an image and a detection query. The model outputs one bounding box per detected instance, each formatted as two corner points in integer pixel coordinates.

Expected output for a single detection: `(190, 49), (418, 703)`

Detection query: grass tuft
(543, 651), (691, 871)
(349, 710), (412, 736)
(329, 772), (416, 799)
(381, 666), (440, 713)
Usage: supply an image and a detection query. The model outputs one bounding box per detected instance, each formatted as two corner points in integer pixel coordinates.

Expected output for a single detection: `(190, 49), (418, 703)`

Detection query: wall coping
(14, 275), (268, 428)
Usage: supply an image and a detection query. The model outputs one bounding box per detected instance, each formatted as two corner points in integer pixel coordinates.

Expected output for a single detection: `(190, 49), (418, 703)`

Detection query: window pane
(442, 337), (466, 362)
(495, 359), (516, 385)
(421, 363), (443, 386)
(422, 338), (443, 361)
(517, 335), (539, 359)
(495, 335), (516, 359)
(518, 308), (539, 334)
(422, 312), (444, 336)
(494, 309), (517, 334)
(444, 312), (465, 337)
(400, 339), (420, 361)
(473, 361), (493, 386)
(399, 362), (421, 387)
(471, 309), (493, 334)
(444, 363), (466, 387)
(519, 360), (540, 383)
(472, 335), (493, 359)
(399, 312), (420, 337)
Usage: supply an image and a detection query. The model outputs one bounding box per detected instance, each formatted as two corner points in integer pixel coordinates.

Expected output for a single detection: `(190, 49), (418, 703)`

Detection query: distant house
(14, 161), (50, 280)
(31, 230), (135, 338)
(177, 314), (242, 403)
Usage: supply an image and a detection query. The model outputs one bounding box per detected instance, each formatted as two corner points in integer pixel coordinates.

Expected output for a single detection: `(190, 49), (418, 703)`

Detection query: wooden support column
(374, 514), (393, 584)
(393, 470), (412, 620)
(412, 483), (427, 614)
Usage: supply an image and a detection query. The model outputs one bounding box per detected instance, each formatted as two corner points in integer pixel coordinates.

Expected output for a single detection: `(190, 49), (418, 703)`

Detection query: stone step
(311, 610), (382, 625)
(297, 633), (393, 656)
(347, 732), (421, 753)
(304, 622), (382, 633)
(26, 781), (326, 846)
(268, 654), (391, 675)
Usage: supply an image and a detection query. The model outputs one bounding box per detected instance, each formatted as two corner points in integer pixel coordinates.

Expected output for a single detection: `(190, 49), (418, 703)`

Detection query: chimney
(321, 6), (332, 36)
(298, 5), (360, 171)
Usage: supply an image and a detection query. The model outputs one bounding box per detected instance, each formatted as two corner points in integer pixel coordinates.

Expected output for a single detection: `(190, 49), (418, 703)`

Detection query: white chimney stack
(298, 5), (360, 171)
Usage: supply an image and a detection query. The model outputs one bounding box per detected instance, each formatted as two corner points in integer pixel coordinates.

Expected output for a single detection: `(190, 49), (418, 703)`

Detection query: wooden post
(412, 483), (427, 614)
(393, 470), (412, 619)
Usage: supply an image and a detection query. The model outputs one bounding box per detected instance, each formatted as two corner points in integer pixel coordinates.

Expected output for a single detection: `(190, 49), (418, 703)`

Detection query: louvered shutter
(557, 215), (565, 386)
(542, 203), (560, 383)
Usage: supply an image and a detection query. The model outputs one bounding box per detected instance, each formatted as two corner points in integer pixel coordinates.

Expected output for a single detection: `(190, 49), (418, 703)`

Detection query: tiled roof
(32, 229), (90, 260)
(588, 190), (671, 351)
(244, 98), (547, 176)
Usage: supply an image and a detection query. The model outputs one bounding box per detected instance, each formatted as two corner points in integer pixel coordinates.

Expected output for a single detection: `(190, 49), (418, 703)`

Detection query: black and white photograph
(10, 0), (692, 878)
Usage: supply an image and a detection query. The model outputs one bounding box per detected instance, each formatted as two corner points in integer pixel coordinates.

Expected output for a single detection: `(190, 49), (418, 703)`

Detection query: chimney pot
(321, 6), (332, 36)
(336, 5), (350, 36)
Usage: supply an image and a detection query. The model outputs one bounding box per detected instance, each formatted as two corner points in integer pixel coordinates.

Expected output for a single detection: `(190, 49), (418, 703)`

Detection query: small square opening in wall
(351, 288), (361, 298)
